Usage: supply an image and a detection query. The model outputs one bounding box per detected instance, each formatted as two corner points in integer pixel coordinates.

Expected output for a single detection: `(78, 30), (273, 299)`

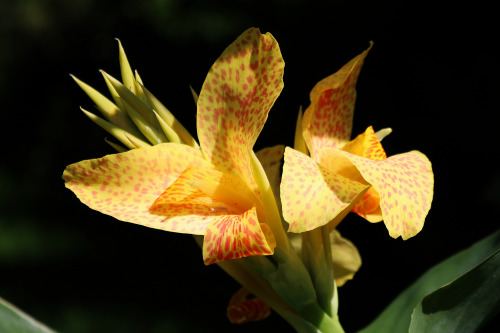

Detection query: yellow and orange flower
(63, 28), (285, 265)
(281, 44), (434, 239)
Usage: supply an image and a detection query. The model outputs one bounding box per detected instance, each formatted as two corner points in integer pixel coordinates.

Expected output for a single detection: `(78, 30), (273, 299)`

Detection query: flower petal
(341, 126), (387, 161)
(197, 28), (284, 193)
(336, 150), (434, 239)
(63, 143), (211, 231)
(203, 207), (276, 265)
(331, 229), (362, 287)
(227, 287), (271, 324)
(302, 43), (372, 159)
(280, 147), (369, 233)
(255, 145), (284, 201)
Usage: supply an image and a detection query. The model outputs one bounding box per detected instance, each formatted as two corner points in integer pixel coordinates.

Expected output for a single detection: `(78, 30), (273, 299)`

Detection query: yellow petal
(331, 229), (362, 287)
(337, 150), (434, 239)
(203, 207), (275, 265)
(197, 28), (284, 192)
(280, 147), (369, 233)
(341, 126), (387, 161)
(302, 43), (372, 159)
(227, 288), (271, 324)
(63, 143), (212, 233)
(151, 166), (256, 216)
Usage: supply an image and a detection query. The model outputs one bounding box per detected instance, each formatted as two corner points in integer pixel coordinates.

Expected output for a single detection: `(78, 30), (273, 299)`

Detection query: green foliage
(0, 297), (55, 333)
(410, 249), (500, 332)
(359, 230), (500, 333)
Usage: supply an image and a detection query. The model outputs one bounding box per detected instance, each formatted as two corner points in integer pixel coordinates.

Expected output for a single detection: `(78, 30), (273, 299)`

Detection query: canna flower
(63, 28), (286, 265)
(281, 43), (434, 240)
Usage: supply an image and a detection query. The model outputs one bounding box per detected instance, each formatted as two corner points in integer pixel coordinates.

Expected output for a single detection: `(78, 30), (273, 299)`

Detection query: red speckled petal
(280, 147), (369, 233)
(227, 288), (271, 324)
(63, 143), (212, 231)
(302, 43), (372, 159)
(203, 207), (276, 265)
(341, 126), (387, 161)
(337, 150), (434, 239)
(197, 28), (285, 193)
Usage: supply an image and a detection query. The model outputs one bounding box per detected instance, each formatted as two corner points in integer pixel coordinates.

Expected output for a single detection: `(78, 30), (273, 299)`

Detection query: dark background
(1, 0), (499, 332)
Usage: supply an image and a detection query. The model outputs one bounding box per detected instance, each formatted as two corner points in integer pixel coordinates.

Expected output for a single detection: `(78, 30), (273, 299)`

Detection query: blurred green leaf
(409, 249), (500, 332)
(0, 297), (55, 333)
(358, 229), (500, 333)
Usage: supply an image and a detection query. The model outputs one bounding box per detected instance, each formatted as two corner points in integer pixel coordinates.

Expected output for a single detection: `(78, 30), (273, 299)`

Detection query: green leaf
(409, 249), (500, 332)
(0, 296), (56, 333)
(358, 229), (500, 333)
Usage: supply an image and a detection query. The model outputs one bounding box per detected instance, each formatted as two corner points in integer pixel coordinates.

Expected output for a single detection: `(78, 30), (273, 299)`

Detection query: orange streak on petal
(341, 126), (387, 161)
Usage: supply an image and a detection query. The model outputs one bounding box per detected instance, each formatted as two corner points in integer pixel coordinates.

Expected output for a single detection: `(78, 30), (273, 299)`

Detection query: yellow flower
(63, 28), (286, 265)
(281, 43), (434, 240)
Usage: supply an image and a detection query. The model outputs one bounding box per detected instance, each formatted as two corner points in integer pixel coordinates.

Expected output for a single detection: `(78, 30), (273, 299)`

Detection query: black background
(1, 0), (499, 332)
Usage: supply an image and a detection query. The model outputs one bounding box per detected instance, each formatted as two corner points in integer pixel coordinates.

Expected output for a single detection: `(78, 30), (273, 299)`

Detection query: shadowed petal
(302, 43), (372, 159)
(227, 288), (271, 324)
(63, 143), (211, 231)
(280, 147), (369, 233)
(203, 207), (276, 265)
(197, 27), (285, 193)
(256, 145), (284, 201)
(331, 229), (362, 286)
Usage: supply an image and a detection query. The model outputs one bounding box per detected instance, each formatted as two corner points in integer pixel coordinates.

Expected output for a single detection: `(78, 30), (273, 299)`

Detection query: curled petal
(203, 207), (276, 265)
(227, 288), (271, 324)
(334, 149), (434, 239)
(341, 126), (387, 161)
(331, 229), (362, 286)
(63, 143), (211, 231)
(280, 147), (369, 233)
(197, 27), (285, 193)
(302, 43), (372, 159)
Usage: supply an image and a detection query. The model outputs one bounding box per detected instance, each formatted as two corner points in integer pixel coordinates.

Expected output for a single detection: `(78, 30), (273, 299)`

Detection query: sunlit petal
(203, 207), (276, 265)
(63, 143), (211, 230)
(197, 27), (284, 193)
(302, 43), (372, 159)
(281, 147), (369, 233)
(341, 126), (387, 161)
(337, 150), (434, 239)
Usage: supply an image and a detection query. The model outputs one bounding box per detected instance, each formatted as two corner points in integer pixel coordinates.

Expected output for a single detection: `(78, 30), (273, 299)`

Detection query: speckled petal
(197, 28), (285, 193)
(340, 126), (386, 221)
(227, 288), (271, 324)
(63, 143), (212, 231)
(337, 150), (434, 239)
(280, 147), (369, 233)
(203, 207), (276, 265)
(341, 126), (387, 161)
(302, 43), (372, 159)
